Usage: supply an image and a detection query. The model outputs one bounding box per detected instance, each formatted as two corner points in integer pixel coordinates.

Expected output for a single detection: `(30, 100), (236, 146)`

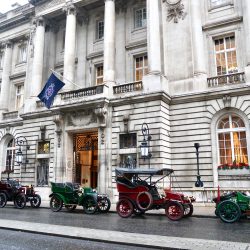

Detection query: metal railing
(207, 72), (245, 87)
(113, 81), (143, 94)
(61, 85), (104, 100)
(2, 111), (18, 120)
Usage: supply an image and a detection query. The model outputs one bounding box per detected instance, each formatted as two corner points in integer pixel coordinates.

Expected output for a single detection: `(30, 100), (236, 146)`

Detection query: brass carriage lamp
(15, 148), (23, 165)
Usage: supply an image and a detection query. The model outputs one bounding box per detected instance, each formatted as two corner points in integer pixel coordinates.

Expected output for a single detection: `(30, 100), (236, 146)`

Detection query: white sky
(0, 0), (29, 14)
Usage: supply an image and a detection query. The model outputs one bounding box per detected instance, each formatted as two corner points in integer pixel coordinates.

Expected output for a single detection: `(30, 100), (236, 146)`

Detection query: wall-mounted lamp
(15, 136), (30, 172)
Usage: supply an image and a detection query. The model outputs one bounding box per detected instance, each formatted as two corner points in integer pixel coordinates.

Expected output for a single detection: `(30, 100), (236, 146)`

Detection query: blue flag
(38, 73), (65, 109)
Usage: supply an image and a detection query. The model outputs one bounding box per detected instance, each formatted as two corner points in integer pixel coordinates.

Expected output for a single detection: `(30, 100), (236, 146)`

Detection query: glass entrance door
(73, 132), (98, 188)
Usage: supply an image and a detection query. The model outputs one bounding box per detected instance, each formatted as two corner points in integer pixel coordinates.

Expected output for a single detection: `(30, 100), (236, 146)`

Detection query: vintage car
(49, 182), (111, 214)
(115, 168), (195, 220)
(213, 191), (250, 223)
(0, 179), (41, 209)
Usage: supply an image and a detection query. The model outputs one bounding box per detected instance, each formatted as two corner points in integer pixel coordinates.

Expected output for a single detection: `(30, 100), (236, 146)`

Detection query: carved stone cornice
(163, 0), (187, 23)
(33, 16), (45, 27)
(116, 0), (127, 14)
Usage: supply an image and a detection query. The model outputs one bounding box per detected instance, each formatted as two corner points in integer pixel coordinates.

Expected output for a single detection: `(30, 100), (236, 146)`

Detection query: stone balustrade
(2, 111), (18, 120)
(207, 72), (245, 87)
(113, 81), (143, 94)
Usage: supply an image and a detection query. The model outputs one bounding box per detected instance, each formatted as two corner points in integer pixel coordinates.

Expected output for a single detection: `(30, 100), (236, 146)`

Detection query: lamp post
(194, 143), (203, 187)
(15, 136), (30, 172)
(140, 123), (152, 168)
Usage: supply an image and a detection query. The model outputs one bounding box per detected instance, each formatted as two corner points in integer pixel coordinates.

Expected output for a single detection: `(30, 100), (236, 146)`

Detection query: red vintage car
(0, 179), (41, 209)
(115, 168), (195, 220)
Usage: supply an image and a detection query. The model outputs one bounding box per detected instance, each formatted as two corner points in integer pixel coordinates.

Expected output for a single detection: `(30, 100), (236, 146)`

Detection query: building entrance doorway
(73, 132), (98, 188)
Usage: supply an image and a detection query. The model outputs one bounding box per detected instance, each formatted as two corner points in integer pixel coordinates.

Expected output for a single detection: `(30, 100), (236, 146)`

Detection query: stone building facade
(0, 0), (250, 202)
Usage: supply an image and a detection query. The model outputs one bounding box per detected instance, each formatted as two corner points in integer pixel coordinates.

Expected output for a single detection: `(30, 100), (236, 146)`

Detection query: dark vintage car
(115, 168), (195, 220)
(49, 182), (111, 214)
(0, 179), (41, 209)
(213, 191), (250, 223)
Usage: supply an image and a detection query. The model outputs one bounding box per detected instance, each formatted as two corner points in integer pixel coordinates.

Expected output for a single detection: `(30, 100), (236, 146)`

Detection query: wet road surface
(0, 206), (250, 243)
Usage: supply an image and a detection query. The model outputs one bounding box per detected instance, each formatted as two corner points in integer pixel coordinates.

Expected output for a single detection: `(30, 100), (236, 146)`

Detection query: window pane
(120, 133), (137, 149)
(37, 159), (49, 186)
(135, 8), (147, 28)
(38, 141), (50, 154)
(232, 115), (245, 128)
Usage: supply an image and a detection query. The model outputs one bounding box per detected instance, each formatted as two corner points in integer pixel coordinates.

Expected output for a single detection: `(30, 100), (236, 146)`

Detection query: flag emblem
(38, 73), (65, 109)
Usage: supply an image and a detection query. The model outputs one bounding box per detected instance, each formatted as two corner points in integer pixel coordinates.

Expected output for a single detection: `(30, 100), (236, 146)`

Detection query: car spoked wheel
(30, 194), (41, 208)
(83, 196), (97, 214)
(183, 203), (193, 218)
(14, 194), (26, 209)
(0, 193), (7, 208)
(116, 199), (134, 218)
(50, 195), (63, 212)
(165, 201), (184, 221)
(97, 197), (111, 213)
(65, 205), (77, 212)
(217, 200), (241, 223)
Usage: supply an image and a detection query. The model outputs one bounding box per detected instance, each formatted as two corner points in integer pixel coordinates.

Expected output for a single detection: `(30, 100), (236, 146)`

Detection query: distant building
(0, 0), (249, 202)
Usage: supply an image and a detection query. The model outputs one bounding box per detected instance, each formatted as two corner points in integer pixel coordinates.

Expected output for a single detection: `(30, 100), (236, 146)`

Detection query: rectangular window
(15, 85), (24, 110)
(135, 7), (147, 28)
(120, 154), (137, 168)
(95, 64), (103, 85)
(38, 141), (50, 154)
(135, 55), (148, 81)
(18, 44), (27, 63)
(120, 133), (137, 149)
(37, 159), (49, 186)
(214, 35), (237, 76)
(210, 0), (230, 8)
(96, 20), (104, 40)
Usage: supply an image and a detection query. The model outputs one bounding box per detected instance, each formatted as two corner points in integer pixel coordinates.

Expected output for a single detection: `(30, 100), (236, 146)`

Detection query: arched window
(5, 139), (16, 172)
(217, 114), (248, 165)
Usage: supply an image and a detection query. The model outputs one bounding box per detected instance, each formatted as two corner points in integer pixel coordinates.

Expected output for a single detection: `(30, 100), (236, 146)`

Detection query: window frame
(96, 20), (104, 40)
(216, 114), (248, 165)
(37, 159), (49, 186)
(134, 54), (148, 81)
(17, 43), (27, 64)
(5, 139), (16, 173)
(95, 64), (104, 85)
(214, 35), (238, 76)
(15, 84), (24, 110)
(134, 7), (147, 29)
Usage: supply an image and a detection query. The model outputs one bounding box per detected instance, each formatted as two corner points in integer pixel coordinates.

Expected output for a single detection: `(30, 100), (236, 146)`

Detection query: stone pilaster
(63, 2), (77, 90)
(190, 0), (207, 76)
(243, 0), (250, 82)
(31, 17), (45, 99)
(103, 0), (116, 84)
(147, 0), (161, 74)
(0, 41), (13, 112)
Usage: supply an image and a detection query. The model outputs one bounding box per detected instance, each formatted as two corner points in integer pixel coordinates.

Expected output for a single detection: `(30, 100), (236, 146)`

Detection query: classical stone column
(190, 0), (206, 76)
(0, 41), (13, 112)
(147, 0), (161, 74)
(103, 0), (116, 83)
(30, 17), (45, 99)
(243, 0), (250, 82)
(63, 2), (76, 90)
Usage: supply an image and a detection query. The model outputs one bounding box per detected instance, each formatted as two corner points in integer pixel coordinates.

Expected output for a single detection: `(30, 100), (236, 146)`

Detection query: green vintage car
(49, 182), (111, 214)
(213, 191), (250, 223)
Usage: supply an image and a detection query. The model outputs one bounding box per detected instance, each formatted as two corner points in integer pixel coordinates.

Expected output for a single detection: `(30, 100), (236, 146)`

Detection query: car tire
(97, 197), (111, 213)
(30, 194), (41, 208)
(50, 195), (63, 212)
(0, 193), (7, 208)
(136, 191), (153, 211)
(83, 196), (97, 214)
(165, 201), (184, 221)
(217, 200), (241, 223)
(116, 199), (134, 218)
(183, 203), (194, 218)
(14, 193), (26, 209)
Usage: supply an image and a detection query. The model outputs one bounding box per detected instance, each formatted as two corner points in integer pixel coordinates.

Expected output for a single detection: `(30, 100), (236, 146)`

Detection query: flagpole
(49, 68), (81, 89)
